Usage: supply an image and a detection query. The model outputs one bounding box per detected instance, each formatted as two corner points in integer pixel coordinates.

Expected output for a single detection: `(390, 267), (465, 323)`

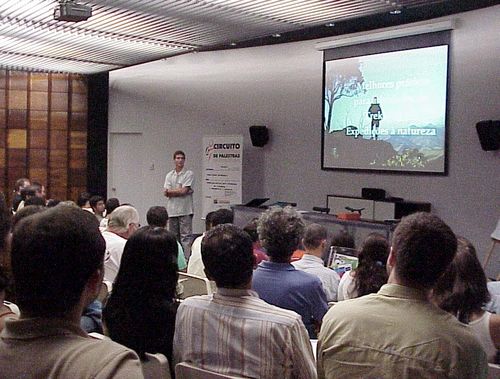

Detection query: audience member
(146, 206), (187, 271)
(432, 237), (500, 362)
(187, 209), (233, 278)
(90, 195), (105, 222)
(24, 196), (46, 207)
(0, 266), (18, 332)
(102, 205), (140, 282)
(252, 207), (328, 338)
(292, 223), (340, 302)
(104, 226), (179, 374)
(100, 197), (120, 230)
(0, 206), (143, 378)
(243, 218), (269, 266)
(174, 224), (317, 378)
(11, 178), (30, 212)
(46, 198), (61, 208)
(77, 192), (93, 212)
(337, 233), (389, 300)
(318, 212), (488, 378)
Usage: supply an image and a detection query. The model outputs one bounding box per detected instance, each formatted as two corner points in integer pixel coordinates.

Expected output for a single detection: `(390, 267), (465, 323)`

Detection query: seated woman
(337, 233), (389, 300)
(432, 237), (500, 362)
(103, 226), (179, 370)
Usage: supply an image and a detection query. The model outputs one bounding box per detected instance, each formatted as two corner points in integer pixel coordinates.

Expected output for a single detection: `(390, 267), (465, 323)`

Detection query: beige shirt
(317, 284), (488, 379)
(0, 317), (144, 379)
(174, 288), (317, 379)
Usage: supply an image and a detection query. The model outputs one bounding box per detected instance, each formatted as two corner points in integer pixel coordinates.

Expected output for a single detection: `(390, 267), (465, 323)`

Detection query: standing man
(163, 150), (194, 253)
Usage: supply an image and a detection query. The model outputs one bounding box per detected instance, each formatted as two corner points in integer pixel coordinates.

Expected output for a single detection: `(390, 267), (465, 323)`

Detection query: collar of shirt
(2, 317), (86, 340)
(215, 287), (259, 299)
(378, 283), (428, 301)
(298, 254), (324, 265)
(258, 260), (295, 271)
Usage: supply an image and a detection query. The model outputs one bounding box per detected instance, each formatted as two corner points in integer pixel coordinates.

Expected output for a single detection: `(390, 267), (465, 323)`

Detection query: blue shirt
(252, 261), (328, 337)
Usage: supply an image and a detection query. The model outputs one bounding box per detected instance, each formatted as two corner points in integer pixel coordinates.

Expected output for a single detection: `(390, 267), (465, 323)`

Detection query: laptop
(327, 246), (359, 277)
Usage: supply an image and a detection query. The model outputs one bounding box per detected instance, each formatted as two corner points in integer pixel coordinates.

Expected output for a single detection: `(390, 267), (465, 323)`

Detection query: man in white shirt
(101, 205), (140, 282)
(174, 224), (316, 379)
(187, 209), (232, 278)
(292, 223), (340, 302)
(163, 150), (194, 253)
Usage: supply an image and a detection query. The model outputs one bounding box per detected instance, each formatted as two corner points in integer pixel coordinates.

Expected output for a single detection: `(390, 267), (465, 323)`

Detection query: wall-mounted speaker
(249, 125), (269, 147)
(476, 120), (500, 151)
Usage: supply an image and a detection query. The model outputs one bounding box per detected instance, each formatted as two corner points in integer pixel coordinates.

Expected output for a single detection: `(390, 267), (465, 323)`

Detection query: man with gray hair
(252, 207), (328, 338)
(102, 205), (140, 282)
(293, 223), (340, 302)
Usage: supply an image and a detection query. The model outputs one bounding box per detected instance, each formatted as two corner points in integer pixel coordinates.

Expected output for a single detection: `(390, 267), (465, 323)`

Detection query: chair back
(175, 362), (244, 379)
(488, 363), (500, 379)
(142, 353), (171, 379)
(177, 272), (214, 299)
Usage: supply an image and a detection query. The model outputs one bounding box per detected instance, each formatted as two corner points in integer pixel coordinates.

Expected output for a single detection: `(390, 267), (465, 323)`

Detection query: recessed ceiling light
(390, 8), (402, 15)
(325, 22), (335, 27)
(272, 33), (281, 38)
(230, 42), (237, 46)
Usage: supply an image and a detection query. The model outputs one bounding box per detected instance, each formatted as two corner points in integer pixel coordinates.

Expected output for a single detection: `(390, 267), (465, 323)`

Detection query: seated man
(0, 206), (143, 378)
(174, 224), (316, 379)
(317, 212), (488, 378)
(292, 223), (340, 302)
(252, 207), (328, 338)
(187, 208), (233, 278)
(101, 205), (140, 282)
(146, 205), (187, 271)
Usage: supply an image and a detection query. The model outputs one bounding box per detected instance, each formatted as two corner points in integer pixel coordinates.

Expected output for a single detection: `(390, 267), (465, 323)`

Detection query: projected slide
(323, 45), (448, 173)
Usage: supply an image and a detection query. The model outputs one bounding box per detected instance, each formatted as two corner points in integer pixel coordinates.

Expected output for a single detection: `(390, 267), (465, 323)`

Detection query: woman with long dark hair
(432, 237), (499, 362)
(103, 226), (179, 366)
(337, 233), (389, 300)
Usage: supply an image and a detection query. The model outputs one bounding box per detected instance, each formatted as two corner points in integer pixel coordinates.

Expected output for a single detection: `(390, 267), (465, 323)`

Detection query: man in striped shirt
(173, 224), (317, 379)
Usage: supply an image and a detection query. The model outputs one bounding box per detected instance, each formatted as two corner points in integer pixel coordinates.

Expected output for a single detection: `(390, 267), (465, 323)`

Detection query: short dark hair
(89, 195), (104, 209)
(202, 224), (254, 288)
(392, 212), (457, 289)
(146, 206), (169, 228)
(11, 206), (106, 317)
(20, 186), (36, 200)
(0, 265), (9, 293)
(77, 192), (91, 207)
(355, 233), (390, 297)
(205, 211), (216, 230)
(46, 199), (61, 208)
(243, 218), (259, 243)
(173, 150), (185, 160)
(303, 223), (327, 250)
(432, 237), (490, 323)
(257, 206), (305, 262)
(105, 198), (120, 215)
(330, 230), (355, 249)
(14, 178), (29, 192)
(210, 209), (234, 228)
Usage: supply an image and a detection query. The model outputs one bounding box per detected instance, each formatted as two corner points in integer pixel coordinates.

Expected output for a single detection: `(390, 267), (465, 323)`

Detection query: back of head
(303, 223), (327, 250)
(11, 206), (105, 317)
(243, 218), (259, 243)
(107, 205), (139, 233)
(24, 196), (45, 207)
(257, 206), (305, 262)
(202, 224), (254, 288)
(210, 208), (234, 228)
(392, 212), (457, 289)
(20, 186), (36, 200)
(146, 206), (168, 228)
(432, 237), (490, 322)
(330, 230), (355, 249)
(110, 226), (178, 300)
(355, 233), (390, 297)
(77, 192), (91, 207)
(105, 198), (120, 215)
(12, 205), (46, 230)
(205, 211), (216, 231)
(14, 178), (30, 192)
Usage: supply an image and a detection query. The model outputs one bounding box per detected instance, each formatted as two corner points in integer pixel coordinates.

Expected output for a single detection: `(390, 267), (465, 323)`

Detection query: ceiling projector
(54, 1), (92, 22)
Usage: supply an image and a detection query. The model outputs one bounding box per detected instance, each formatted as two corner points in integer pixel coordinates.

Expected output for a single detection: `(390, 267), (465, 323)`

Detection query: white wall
(109, 6), (500, 276)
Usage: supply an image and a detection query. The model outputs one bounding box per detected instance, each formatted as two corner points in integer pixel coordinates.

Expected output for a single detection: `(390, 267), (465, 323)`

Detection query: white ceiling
(0, 0), (490, 74)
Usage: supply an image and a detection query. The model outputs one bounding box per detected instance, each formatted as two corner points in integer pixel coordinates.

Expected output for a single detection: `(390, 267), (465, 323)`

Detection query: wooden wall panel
(0, 70), (88, 204)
